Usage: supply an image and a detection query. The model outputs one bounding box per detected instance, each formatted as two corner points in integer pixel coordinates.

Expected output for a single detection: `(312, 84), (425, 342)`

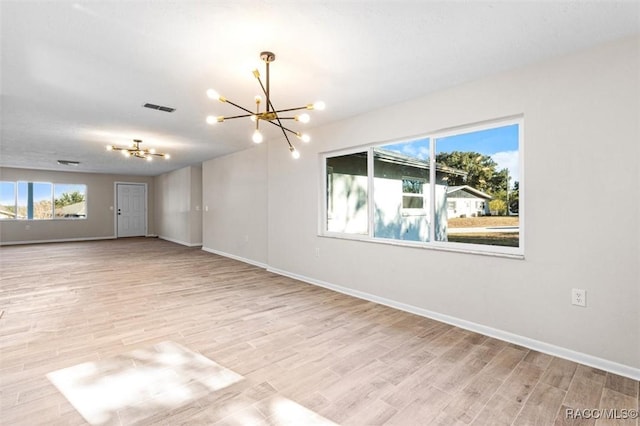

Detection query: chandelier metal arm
(223, 113), (254, 120)
(257, 107), (292, 146)
(252, 71), (296, 148)
(255, 73), (270, 110)
(254, 69), (310, 117)
(264, 117), (300, 153)
(278, 123), (294, 150)
(269, 106), (311, 114)
(114, 148), (167, 158)
(262, 119), (298, 135)
(224, 99), (255, 116)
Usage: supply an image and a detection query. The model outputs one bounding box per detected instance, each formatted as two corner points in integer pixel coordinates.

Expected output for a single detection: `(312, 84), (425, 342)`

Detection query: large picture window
(0, 181), (87, 220)
(323, 118), (523, 256)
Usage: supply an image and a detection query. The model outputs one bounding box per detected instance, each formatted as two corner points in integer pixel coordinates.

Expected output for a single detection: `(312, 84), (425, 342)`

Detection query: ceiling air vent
(143, 103), (176, 113)
(57, 160), (80, 166)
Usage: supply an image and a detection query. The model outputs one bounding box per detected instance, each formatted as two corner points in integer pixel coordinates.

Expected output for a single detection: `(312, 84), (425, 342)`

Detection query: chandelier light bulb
(206, 89), (220, 100)
(149, 148), (156, 154)
(290, 148), (300, 159)
(206, 115), (217, 125)
(146, 156), (152, 162)
(255, 95), (262, 104)
(296, 132), (311, 143)
(296, 113), (310, 123)
(313, 101), (326, 111)
(121, 150), (130, 157)
(252, 129), (263, 144)
(106, 145), (113, 151)
(164, 154), (171, 160)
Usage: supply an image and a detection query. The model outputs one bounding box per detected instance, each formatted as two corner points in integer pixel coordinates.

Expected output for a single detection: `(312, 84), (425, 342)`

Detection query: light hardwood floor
(1, 238), (638, 425)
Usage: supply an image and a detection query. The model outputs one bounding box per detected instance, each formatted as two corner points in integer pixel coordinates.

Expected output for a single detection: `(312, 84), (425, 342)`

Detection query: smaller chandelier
(206, 51), (325, 159)
(106, 139), (170, 161)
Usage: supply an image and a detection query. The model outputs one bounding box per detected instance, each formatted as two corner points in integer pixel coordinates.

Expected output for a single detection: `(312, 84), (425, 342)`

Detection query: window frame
(319, 116), (524, 258)
(1, 180), (88, 221)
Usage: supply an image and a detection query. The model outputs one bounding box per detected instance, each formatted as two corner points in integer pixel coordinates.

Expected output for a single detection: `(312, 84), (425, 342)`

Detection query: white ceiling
(1, 1), (639, 176)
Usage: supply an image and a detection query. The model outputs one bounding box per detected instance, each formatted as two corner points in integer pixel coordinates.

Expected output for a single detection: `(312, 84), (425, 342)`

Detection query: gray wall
(202, 36), (640, 374)
(0, 167), (155, 244)
(202, 143), (268, 266)
(154, 165), (202, 246)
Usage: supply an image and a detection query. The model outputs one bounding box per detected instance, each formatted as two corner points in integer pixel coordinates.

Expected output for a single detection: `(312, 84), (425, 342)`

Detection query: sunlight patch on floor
(47, 341), (244, 425)
(265, 396), (338, 425)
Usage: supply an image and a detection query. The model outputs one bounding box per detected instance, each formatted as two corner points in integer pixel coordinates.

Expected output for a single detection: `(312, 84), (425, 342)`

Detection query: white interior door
(117, 183), (146, 237)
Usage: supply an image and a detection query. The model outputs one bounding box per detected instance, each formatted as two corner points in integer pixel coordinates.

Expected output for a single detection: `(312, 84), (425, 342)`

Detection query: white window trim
(319, 115), (524, 259)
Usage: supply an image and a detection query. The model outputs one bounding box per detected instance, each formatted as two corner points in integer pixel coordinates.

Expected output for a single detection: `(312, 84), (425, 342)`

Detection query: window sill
(319, 232), (525, 260)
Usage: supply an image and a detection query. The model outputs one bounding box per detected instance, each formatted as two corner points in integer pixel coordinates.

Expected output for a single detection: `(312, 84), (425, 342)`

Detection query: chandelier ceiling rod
(255, 52), (293, 151)
(206, 51), (325, 159)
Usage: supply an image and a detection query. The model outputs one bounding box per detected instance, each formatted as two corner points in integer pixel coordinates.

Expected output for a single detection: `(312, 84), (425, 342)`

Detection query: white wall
(154, 165), (202, 246)
(203, 36), (640, 376)
(202, 144), (268, 266)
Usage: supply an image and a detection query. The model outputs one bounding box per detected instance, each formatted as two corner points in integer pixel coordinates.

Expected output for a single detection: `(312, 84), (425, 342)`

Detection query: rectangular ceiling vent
(143, 103), (175, 113)
(57, 160), (80, 166)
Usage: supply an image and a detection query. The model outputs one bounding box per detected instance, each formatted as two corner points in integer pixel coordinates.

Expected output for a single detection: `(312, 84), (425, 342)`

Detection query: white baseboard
(158, 235), (202, 247)
(0, 236), (116, 246)
(201, 246), (268, 269)
(267, 266), (640, 381)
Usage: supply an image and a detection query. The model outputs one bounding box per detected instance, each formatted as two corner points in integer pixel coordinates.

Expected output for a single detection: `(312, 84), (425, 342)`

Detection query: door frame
(114, 182), (148, 238)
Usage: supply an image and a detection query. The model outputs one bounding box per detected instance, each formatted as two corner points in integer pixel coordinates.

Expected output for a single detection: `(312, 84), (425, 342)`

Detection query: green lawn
(447, 232), (519, 247)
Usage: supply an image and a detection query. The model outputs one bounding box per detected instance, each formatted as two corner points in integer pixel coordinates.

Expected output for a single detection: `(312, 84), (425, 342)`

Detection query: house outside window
(322, 117), (523, 257)
(325, 151), (368, 235)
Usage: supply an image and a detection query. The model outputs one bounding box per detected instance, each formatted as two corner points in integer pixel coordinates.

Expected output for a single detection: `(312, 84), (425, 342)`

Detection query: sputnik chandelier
(205, 51), (325, 159)
(106, 139), (170, 161)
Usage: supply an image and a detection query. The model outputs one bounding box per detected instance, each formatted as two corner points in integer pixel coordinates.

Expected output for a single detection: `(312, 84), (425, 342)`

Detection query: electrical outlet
(571, 288), (586, 307)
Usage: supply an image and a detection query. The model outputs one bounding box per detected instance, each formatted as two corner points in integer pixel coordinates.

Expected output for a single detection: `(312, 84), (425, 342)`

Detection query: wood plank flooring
(1, 238), (638, 425)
